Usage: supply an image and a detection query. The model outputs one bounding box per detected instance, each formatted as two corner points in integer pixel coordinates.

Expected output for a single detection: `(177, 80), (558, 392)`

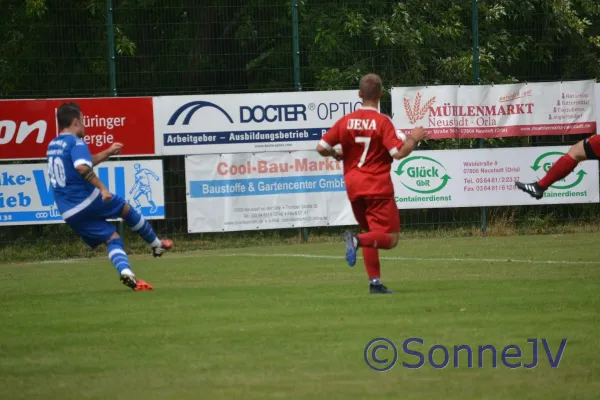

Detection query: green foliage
(1, 0), (598, 98)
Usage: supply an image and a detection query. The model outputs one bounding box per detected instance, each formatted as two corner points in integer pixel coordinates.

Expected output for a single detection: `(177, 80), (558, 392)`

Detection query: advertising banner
(392, 146), (599, 209)
(185, 152), (357, 232)
(0, 97), (155, 160)
(0, 160), (164, 226)
(597, 82), (600, 134)
(154, 91), (367, 155)
(392, 80), (596, 139)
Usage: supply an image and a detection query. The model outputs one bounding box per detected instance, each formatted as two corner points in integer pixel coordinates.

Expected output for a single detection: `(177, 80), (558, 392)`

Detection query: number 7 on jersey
(355, 136), (371, 168)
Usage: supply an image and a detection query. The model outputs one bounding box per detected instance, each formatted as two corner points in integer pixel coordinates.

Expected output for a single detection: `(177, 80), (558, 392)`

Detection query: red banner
(0, 97), (155, 160)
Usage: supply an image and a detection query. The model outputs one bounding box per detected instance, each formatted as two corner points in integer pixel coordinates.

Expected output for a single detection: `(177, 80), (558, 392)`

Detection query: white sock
(121, 268), (135, 277)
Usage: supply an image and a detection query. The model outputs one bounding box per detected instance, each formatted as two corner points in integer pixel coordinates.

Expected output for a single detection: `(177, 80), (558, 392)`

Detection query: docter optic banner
(392, 80), (596, 139)
(185, 152), (357, 232)
(154, 91), (367, 155)
(0, 97), (155, 161)
(0, 160), (165, 226)
(392, 146), (599, 209)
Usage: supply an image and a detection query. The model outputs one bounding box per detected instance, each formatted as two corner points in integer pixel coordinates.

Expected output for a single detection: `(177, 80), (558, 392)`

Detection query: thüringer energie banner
(392, 146), (599, 209)
(392, 80), (596, 139)
(0, 160), (165, 226)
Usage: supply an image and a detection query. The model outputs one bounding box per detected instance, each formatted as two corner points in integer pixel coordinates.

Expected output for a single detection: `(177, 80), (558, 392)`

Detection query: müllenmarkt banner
(392, 80), (596, 139)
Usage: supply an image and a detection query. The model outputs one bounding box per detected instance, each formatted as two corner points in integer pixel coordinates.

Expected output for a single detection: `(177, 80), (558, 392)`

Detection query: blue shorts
(65, 194), (127, 248)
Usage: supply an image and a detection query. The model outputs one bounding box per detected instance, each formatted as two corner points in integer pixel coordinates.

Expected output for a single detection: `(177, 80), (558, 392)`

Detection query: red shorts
(584, 135), (600, 160)
(351, 197), (400, 233)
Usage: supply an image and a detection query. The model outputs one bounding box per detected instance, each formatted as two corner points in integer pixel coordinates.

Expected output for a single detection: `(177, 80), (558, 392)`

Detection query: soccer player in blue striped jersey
(47, 102), (173, 291)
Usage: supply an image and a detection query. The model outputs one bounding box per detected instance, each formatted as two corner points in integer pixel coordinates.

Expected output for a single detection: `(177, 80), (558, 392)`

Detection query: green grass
(1, 233), (599, 399)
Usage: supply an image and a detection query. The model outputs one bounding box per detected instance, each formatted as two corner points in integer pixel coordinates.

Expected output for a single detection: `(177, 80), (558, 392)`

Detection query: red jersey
(320, 106), (404, 201)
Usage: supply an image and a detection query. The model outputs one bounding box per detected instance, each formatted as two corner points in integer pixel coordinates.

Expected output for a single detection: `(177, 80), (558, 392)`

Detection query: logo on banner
(128, 163), (161, 214)
(0, 120), (48, 145)
(168, 101), (234, 125)
(403, 92), (437, 124)
(395, 156), (451, 194)
(531, 152), (586, 189)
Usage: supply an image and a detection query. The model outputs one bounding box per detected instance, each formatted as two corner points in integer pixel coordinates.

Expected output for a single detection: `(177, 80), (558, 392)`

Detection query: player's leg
(516, 136), (597, 199)
(362, 198), (399, 294)
(344, 198), (399, 267)
(64, 213), (152, 291)
(345, 198), (398, 294)
(120, 201), (173, 257)
(106, 232), (153, 291)
(344, 198), (369, 267)
(354, 198), (400, 250)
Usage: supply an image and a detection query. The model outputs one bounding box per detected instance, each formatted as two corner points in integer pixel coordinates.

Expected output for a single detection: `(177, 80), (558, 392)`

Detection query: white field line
(196, 253), (600, 265)
(7, 251), (600, 266)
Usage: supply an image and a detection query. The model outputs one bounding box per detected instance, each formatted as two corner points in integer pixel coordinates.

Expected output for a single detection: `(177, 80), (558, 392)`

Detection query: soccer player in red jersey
(316, 73), (427, 294)
(515, 135), (600, 199)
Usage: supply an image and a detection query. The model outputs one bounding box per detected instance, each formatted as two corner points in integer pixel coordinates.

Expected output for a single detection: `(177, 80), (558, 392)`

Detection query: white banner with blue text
(185, 152), (357, 232)
(391, 146), (599, 209)
(154, 91), (368, 155)
(0, 160), (165, 226)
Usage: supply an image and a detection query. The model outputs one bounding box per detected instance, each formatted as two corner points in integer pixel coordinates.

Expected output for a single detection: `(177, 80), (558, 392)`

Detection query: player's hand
(410, 126), (427, 142)
(108, 143), (123, 155)
(333, 149), (343, 161)
(101, 190), (113, 202)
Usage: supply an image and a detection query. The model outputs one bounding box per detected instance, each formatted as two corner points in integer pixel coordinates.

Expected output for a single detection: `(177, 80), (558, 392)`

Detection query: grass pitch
(1, 233), (599, 399)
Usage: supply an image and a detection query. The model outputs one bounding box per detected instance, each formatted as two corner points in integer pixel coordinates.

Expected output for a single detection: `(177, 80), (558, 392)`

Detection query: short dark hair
(56, 102), (82, 130)
(359, 73), (383, 101)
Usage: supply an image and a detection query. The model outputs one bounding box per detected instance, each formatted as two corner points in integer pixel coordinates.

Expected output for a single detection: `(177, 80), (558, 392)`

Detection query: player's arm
(382, 119), (427, 160)
(392, 127), (426, 160)
(92, 143), (123, 166)
(316, 121), (343, 161)
(76, 164), (112, 201)
(72, 140), (112, 201)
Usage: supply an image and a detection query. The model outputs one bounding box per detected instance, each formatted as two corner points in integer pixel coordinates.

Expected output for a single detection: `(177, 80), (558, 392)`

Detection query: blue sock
(123, 207), (161, 247)
(107, 238), (132, 275)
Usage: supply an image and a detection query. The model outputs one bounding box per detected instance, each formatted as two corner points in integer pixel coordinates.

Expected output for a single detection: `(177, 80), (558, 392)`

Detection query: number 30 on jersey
(47, 157), (66, 188)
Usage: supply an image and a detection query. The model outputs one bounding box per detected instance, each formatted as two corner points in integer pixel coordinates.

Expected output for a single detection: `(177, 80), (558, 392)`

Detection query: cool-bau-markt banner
(0, 160), (165, 226)
(392, 80), (597, 139)
(185, 152), (357, 233)
(153, 91), (368, 155)
(393, 146), (599, 209)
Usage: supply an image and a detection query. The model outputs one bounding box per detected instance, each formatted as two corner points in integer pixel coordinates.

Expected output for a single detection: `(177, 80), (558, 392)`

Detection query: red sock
(362, 247), (380, 279)
(538, 154), (578, 189)
(358, 232), (393, 249)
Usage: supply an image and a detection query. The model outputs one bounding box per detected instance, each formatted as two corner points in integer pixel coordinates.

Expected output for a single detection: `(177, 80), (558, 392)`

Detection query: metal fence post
(292, 0), (308, 243)
(106, 0), (124, 238)
(472, 0), (487, 236)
